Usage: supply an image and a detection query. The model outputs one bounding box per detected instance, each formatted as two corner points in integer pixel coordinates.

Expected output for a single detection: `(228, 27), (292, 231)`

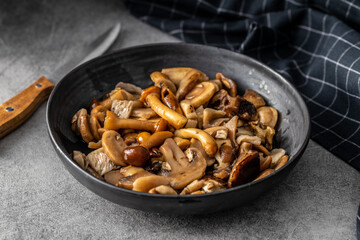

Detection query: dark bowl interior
(47, 43), (310, 215)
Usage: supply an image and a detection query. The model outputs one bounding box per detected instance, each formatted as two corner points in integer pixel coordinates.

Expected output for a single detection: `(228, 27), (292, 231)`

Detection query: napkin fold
(125, 0), (360, 170)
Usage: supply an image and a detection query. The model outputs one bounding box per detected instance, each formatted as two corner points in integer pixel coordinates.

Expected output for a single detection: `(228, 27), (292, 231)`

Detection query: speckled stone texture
(0, 1), (359, 239)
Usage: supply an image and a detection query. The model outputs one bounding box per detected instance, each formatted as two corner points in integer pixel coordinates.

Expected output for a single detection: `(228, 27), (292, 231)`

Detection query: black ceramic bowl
(47, 43), (310, 215)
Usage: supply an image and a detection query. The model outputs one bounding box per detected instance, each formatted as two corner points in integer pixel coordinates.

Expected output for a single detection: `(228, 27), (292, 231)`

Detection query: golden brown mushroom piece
(161, 67), (209, 86)
(257, 106), (278, 129)
(115, 82), (143, 97)
(85, 148), (117, 176)
(90, 105), (107, 124)
(216, 73), (237, 97)
(243, 89), (266, 108)
(99, 88), (136, 109)
(176, 69), (206, 101)
(148, 185), (178, 195)
(104, 111), (157, 132)
(101, 130), (127, 166)
(174, 128), (218, 157)
(150, 72), (177, 94)
(78, 110), (94, 143)
(228, 152), (260, 187)
(183, 81), (217, 108)
(141, 86), (187, 129)
(203, 108), (229, 128)
(161, 85), (183, 114)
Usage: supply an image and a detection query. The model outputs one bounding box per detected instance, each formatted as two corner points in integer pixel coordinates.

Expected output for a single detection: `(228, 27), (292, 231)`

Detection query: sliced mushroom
(228, 152), (260, 187)
(104, 170), (125, 186)
(243, 89), (266, 108)
(130, 108), (158, 119)
(223, 116), (238, 146)
(150, 72), (177, 94)
(239, 142), (254, 158)
(140, 131), (174, 150)
(104, 111), (157, 132)
(99, 88), (136, 109)
(115, 82), (143, 97)
(111, 100), (135, 119)
(176, 69), (204, 101)
(236, 135), (262, 146)
(184, 119), (198, 128)
(101, 130), (127, 166)
(180, 179), (204, 195)
(160, 138), (207, 189)
(236, 126), (254, 137)
(161, 67), (209, 86)
(86, 148), (116, 176)
(71, 109), (86, 135)
(274, 155), (289, 170)
(190, 138), (216, 166)
(88, 139), (102, 149)
(148, 185), (178, 195)
(216, 73), (237, 97)
(253, 144), (270, 155)
(89, 116), (101, 141)
(78, 112), (94, 143)
(173, 137), (191, 151)
(90, 105), (107, 124)
(118, 170), (154, 190)
(258, 106), (278, 129)
(204, 126), (228, 139)
(179, 100), (197, 119)
(249, 122), (275, 149)
(123, 133), (138, 146)
(195, 105), (204, 129)
(175, 128), (218, 157)
(202, 177), (226, 193)
(260, 154), (272, 172)
(269, 148), (286, 168)
(253, 169), (274, 182)
(203, 108), (229, 128)
(184, 81), (217, 108)
(142, 87), (187, 129)
(132, 175), (170, 192)
(72, 150), (88, 170)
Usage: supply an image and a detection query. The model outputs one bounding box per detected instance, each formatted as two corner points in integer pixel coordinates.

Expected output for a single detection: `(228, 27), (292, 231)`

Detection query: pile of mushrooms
(71, 67), (289, 195)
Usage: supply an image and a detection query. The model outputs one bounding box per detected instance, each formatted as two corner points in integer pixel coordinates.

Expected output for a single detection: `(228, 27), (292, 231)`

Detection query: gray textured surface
(0, 1), (359, 239)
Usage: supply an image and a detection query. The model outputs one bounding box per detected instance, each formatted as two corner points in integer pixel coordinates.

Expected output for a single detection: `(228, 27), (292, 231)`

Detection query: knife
(0, 23), (121, 139)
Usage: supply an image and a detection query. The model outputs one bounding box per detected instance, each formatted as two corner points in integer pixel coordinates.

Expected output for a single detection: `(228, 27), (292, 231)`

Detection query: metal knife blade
(0, 22), (121, 139)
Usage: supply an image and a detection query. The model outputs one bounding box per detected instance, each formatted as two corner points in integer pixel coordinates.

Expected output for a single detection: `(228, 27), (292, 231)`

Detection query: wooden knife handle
(0, 76), (54, 139)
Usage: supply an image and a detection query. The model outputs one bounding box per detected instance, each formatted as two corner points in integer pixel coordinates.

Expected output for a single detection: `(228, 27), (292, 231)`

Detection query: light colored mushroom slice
(86, 148), (116, 176)
(204, 126), (228, 139)
(132, 175), (170, 192)
(228, 152), (260, 187)
(258, 106), (278, 129)
(180, 179), (205, 195)
(274, 155), (289, 170)
(249, 123), (275, 149)
(104, 170), (125, 186)
(115, 82), (143, 96)
(224, 116), (239, 145)
(239, 142), (254, 158)
(175, 128), (218, 157)
(104, 111), (157, 132)
(119, 165), (146, 177)
(190, 138), (215, 166)
(269, 148), (286, 168)
(150, 72), (177, 94)
(78, 112), (95, 143)
(216, 73), (237, 97)
(202, 177), (227, 193)
(243, 89), (266, 108)
(111, 100), (135, 119)
(259, 154), (272, 172)
(253, 144), (270, 155)
(72, 150), (89, 170)
(236, 135), (262, 146)
(214, 139), (234, 169)
(102, 130), (127, 166)
(89, 116), (101, 141)
(71, 109), (87, 135)
(203, 108), (229, 128)
(130, 108), (158, 119)
(185, 119), (198, 128)
(195, 105), (204, 129)
(160, 138), (207, 189)
(236, 126), (254, 137)
(252, 169), (274, 182)
(179, 100), (197, 119)
(99, 88), (136, 109)
(184, 82), (217, 108)
(161, 67), (209, 86)
(148, 185), (178, 195)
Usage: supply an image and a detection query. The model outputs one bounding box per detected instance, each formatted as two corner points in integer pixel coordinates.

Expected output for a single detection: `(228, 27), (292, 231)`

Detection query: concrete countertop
(0, 1), (359, 239)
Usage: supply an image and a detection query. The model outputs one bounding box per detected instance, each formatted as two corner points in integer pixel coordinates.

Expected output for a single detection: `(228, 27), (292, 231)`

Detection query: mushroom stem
(104, 111), (156, 132)
(146, 93), (187, 129)
(174, 128), (218, 157)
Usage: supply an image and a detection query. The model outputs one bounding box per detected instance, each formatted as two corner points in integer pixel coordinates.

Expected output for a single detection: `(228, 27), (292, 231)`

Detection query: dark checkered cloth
(125, 0), (360, 170)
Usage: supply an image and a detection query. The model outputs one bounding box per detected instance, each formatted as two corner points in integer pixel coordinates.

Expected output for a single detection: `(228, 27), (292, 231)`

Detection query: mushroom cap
(102, 130), (127, 166)
(228, 152), (260, 187)
(257, 106), (278, 129)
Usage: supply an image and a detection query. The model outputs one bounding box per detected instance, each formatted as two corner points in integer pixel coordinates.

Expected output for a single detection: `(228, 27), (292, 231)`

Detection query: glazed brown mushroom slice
(101, 130), (127, 166)
(228, 152), (260, 188)
(243, 89), (266, 108)
(150, 72), (177, 94)
(179, 100), (197, 119)
(85, 147), (117, 176)
(90, 105), (107, 124)
(104, 111), (158, 132)
(216, 73), (237, 97)
(183, 81), (217, 108)
(161, 85), (183, 114)
(89, 116), (101, 141)
(238, 142), (254, 158)
(175, 128), (218, 157)
(161, 67), (209, 86)
(78, 112), (95, 143)
(140, 131), (174, 150)
(203, 108), (229, 128)
(213, 140), (235, 180)
(118, 170), (155, 190)
(259, 153), (272, 172)
(176, 69), (206, 101)
(141, 86), (187, 129)
(257, 106), (278, 129)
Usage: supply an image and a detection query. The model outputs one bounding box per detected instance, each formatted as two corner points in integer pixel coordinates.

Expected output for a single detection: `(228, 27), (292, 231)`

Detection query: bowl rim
(46, 42), (311, 199)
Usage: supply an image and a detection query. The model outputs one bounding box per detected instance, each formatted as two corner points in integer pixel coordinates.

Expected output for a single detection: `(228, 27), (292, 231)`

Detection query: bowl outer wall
(46, 43), (310, 215)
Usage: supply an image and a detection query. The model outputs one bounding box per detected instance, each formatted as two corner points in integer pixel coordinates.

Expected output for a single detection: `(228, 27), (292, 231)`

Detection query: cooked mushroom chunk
(258, 106), (278, 129)
(184, 81), (217, 108)
(115, 82), (143, 96)
(228, 152), (260, 187)
(243, 89), (266, 108)
(148, 185), (178, 195)
(86, 148), (116, 176)
(203, 108), (229, 128)
(269, 148), (286, 168)
(216, 73), (237, 97)
(150, 72), (177, 94)
(102, 130), (127, 166)
(111, 100), (134, 119)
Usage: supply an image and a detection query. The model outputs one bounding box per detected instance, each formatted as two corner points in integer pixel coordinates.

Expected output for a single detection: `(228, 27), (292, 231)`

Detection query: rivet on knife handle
(0, 76), (54, 139)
